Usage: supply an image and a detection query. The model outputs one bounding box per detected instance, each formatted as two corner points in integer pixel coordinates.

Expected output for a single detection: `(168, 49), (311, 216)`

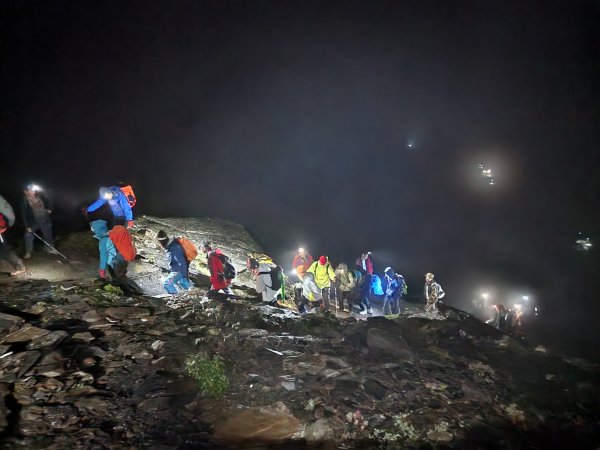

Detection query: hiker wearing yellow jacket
(308, 256), (336, 312)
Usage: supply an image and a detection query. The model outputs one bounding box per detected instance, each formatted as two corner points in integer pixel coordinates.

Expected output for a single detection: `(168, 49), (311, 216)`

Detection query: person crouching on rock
(201, 240), (234, 297)
(156, 230), (193, 295)
(295, 265), (322, 315)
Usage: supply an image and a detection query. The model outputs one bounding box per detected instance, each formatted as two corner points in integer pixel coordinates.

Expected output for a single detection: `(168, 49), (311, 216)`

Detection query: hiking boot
(11, 266), (26, 276)
(359, 309), (368, 315)
(367, 308), (373, 315)
(23, 252), (32, 259)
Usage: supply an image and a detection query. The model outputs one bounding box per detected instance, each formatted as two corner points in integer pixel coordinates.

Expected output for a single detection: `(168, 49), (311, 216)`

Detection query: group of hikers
(0, 184), (446, 317)
(250, 248), (445, 316)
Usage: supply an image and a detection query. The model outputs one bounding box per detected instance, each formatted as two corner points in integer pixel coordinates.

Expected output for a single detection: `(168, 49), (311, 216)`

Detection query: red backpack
(109, 225), (136, 261)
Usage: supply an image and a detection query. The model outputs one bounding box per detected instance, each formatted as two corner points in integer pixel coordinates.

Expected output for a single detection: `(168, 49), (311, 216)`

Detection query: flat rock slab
(1, 325), (49, 344)
(0, 313), (25, 333)
(105, 307), (150, 321)
(213, 403), (302, 445)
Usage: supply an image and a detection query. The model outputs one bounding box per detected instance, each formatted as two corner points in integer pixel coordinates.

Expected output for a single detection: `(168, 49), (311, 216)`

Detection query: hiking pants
(383, 292), (400, 315)
(24, 220), (54, 254)
(164, 271), (192, 295)
(338, 290), (352, 310)
(0, 241), (24, 270)
(320, 287), (332, 312)
(359, 295), (372, 312)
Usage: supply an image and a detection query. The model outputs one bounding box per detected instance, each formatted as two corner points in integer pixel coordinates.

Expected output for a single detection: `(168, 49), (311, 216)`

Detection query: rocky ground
(0, 217), (598, 449)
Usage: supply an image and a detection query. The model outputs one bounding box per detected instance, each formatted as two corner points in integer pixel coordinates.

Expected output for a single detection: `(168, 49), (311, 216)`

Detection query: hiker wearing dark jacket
(21, 184), (55, 259)
(157, 230), (192, 295)
(0, 195), (26, 276)
(382, 267), (401, 315)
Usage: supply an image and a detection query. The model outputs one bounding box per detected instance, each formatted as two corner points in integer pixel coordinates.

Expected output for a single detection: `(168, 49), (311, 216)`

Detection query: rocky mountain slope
(0, 217), (598, 449)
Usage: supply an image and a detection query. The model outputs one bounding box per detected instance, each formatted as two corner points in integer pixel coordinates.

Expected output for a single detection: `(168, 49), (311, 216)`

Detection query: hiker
(382, 267), (401, 315)
(256, 263), (282, 304)
(106, 224), (140, 294)
(292, 247), (314, 271)
(307, 255), (336, 312)
(335, 263), (356, 312)
(86, 186), (133, 229)
(201, 240), (234, 296)
(0, 195), (26, 276)
(424, 272), (445, 311)
(355, 252), (374, 275)
(292, 247), (313, 303)
(21, 183), (56, 259)
(295, 264), (322, 315)
(90, 219), (112, 279)
(357, 273), (374, 315)
(156, 230), (193, 295)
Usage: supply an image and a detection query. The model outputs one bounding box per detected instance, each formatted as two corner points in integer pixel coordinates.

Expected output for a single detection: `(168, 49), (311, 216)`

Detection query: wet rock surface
(0, 217), (598, 449)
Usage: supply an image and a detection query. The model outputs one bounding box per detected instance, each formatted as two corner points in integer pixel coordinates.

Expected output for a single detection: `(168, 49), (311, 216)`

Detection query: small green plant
(185, 353), (228, 397)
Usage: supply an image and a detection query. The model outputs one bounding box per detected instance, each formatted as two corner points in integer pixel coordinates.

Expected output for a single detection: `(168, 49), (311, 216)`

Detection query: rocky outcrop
(0, 276), (598, 449)
(0, 217), (598, 448)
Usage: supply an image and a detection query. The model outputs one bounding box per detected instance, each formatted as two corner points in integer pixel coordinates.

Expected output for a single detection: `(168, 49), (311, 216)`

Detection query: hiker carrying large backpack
(201, 240), (235, 296)
(87, 186), (134, 229)
(156, 230), (194, 295)
(256, 263), (283, 304)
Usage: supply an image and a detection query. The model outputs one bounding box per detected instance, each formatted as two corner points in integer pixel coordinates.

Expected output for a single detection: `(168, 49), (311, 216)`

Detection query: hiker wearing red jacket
(201, 240), (234, 296)
(292, 247), (313, 270)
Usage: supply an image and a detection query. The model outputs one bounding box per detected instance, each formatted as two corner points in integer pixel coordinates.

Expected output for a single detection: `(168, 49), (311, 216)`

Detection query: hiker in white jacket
(256, 263), (280, 303)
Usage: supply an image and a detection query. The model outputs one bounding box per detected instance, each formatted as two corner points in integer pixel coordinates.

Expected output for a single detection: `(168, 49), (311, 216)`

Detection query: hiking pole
(32, 232), (69, 261)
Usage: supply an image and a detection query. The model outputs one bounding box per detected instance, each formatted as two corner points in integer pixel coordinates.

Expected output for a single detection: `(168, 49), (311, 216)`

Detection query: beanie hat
(319, 255), (327, 265)
(156, 230), (168, 242)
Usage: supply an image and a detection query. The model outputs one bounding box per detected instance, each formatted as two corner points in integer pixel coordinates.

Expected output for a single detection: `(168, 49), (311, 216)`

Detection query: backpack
(262, 265), (283, 291)
(0, 195), (15, 227)
(176, 237), (198, 262)
(397, 275), (408, 296)
(435, 282), (445, 299)
(217, 253), (236, 280)
(108, 225), (136, 261)
(371, 274), (384, 296)
(119, 185), (137, 208)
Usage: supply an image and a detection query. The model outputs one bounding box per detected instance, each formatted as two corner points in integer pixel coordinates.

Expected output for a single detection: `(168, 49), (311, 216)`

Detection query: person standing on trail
(201, 240), (234, 297)
(355, 252), (374, 275)
(295, 264), (322, 315)
(335, 263), (356, 312)
(21, 183), (55, 259)
(0, 194), (26, 276)
(156, 230), (193, 295)
(292, 247), (313, 303)
(307, 255), (336, 312)
(382, 267), (401, 315)
(424, 272), (445, 311)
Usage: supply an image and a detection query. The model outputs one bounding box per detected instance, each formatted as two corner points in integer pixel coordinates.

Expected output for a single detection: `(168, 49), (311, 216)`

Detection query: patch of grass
(184, 353), (228, 397)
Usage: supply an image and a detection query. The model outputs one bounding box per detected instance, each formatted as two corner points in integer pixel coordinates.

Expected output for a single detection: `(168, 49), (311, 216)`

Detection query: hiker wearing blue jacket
(156, 230), (192, 295)
(87, 187), (133, 229)
(382, 267), (401, 315)
(90, 219), (118, 279)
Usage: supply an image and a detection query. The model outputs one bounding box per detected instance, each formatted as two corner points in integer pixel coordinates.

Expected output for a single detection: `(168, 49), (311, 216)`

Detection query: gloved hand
(98, 269), (107, 279)
(127, 220), (135, 229)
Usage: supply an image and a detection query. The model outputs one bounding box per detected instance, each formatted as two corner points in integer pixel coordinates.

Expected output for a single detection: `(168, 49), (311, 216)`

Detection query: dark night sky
(1, 1), (599, 355)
